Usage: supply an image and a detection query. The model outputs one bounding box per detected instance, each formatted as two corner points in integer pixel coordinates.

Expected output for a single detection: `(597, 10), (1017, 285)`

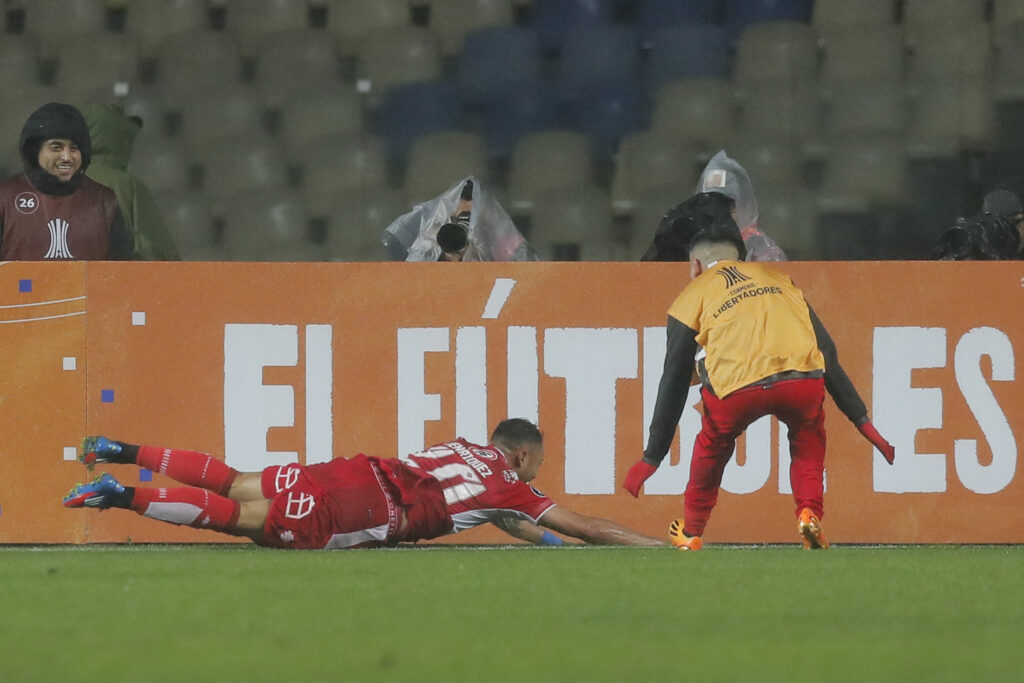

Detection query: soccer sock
(128, 487), (241, 532)
(136, 445), (238, 496)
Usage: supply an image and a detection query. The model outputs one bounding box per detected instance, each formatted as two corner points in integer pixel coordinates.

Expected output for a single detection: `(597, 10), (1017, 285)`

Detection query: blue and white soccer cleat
(79, 436), (123, 468)
(62, 473), (126, 509)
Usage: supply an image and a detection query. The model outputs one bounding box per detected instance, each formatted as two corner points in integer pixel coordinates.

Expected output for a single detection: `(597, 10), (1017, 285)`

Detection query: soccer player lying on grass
(64, 418), (664, 549)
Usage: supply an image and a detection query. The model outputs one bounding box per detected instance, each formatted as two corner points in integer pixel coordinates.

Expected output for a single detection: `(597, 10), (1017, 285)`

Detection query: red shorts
(259, 455), (401, 550)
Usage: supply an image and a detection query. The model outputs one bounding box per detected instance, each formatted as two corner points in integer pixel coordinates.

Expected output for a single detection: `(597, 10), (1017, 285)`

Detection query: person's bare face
(37, 138), (81, 182)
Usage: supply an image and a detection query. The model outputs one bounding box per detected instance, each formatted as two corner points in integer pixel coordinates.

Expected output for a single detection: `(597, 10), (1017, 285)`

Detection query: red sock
(129, 487), (241, 532)
(137, 445), (238, 496)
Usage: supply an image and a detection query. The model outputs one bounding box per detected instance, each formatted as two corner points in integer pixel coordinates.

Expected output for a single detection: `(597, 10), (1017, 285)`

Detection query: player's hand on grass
(623, 461), (658, 497)
(858, 421), (895, 465)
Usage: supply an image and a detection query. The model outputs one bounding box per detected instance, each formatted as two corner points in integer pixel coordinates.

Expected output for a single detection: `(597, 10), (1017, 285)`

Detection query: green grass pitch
(2, 544), (1022, 682)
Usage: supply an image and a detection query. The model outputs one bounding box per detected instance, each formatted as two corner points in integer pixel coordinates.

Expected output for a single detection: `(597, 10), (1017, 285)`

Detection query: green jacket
(82, 103), (181, 260)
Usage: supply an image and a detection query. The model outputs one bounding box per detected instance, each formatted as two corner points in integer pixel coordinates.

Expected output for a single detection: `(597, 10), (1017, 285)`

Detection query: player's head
(20, 103), (92, 183)
(491, 419), (545, 483)
(688, 213), (747, 278)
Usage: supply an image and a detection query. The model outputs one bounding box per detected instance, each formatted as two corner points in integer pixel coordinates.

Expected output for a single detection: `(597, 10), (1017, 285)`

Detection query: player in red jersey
(64, 419), (664, 548)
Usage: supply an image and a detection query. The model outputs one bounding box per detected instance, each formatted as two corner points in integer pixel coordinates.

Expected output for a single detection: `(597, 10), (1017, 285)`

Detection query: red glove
(623, 461), (658, 498)
(858, 421), (895, 465)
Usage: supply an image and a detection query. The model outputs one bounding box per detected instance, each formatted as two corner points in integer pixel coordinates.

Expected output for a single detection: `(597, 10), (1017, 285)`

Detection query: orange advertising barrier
(1, 261), (1021, 545)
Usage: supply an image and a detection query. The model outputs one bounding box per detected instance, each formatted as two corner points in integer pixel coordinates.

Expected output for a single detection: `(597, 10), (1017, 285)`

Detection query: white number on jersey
(400, 446), (487, 504)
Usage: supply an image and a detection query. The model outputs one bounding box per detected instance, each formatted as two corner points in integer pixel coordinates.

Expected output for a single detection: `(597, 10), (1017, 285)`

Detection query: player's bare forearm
(540, 506), (665, 547)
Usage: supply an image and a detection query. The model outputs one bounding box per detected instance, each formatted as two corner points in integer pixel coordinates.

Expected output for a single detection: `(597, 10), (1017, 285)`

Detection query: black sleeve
(643, 316), (699, 466)
(106, 208), (137, 260)
(807, 304), (869, 425)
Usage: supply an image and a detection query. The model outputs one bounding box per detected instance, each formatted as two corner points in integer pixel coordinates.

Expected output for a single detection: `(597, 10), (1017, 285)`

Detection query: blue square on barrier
(139, 469), (153, 482)
(101, 389), (115, 403)
(19, 279), (31, 293)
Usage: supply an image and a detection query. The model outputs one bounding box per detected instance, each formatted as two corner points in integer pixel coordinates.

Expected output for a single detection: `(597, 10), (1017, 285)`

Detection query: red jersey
(397, 438), (556, 534)
(0, 172), (133, 260)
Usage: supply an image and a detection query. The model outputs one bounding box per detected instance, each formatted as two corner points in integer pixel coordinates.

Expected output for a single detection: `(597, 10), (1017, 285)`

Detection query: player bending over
(64, 418), (664, 549)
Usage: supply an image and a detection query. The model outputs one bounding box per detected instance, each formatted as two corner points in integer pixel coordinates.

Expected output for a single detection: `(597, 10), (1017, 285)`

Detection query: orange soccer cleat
(668, 518), (703, 551)
(798, 508), (830, 550)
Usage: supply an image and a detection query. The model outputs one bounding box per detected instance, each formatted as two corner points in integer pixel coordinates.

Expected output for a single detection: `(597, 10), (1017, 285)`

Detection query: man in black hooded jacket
(0, 102), (134, 260)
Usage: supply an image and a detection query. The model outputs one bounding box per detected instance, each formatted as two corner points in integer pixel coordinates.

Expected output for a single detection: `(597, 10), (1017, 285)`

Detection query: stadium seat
(426, 0), (516, 57)
(507, 130), (594, 214)
(130, 137), (193, 193)
(155, 189), (217, 250)
(811, 0), (896, 40)
(992, 0), (1024, 47)
(818, 24), (906, 96)
(816, 132), (908, 213)
(178, 85), (268, 157)
(121, 86), (174, 140)
(902, 0), (986, 48)
(194, 135), (290, 204)
(645, 24), (731, 89)
(822, 81), (908, 137)
(0, 35), (43, 91)
(627, 184), (693, 258)
(753, 185), (818, 258)
(456, 26), (543, 106)
(53, 34), (139, 101)
(323, 0), (411, 56)
(735, 82), (820, 151)
(559, 25), (640, 97)
(723, 0), (814, 41)
(726, 135), (803, 196)
(610, 130), (699, 216)
(531, 0), (617, 53)
(354, 26), (443, 103)
(733, 21), (819, 91)
(23, 0), (108, 59)
(155, 32), (245, 98)
(278, 91), (365, 151)
(907, 80), (996, 158)
(222, 0), (309, 58)
(221, 190), (319, 261)
(635, 0), (719, 49)
(297, 134), (390, 216)
(994, 21), (1024, 101)
(0, 84), (61, 162)
(529, 185), (614, 259)
(253, 29), (342, 109)
(564, 81), (649, 163)
(480, 81), (562, 159)
(907, 22), (991, 88)
(404, 131), (488, 204)
(378, 80), (463, 161)
(325, 187), (407, 261)
(650, 78), (736, 155)
(124, 0), (211, 58)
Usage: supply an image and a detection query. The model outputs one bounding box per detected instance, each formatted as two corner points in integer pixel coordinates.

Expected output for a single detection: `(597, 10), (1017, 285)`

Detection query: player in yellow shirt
(624, 216), (895, 549)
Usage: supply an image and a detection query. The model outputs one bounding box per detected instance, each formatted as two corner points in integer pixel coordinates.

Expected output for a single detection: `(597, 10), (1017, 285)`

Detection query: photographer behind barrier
(383, 176), (537, 262)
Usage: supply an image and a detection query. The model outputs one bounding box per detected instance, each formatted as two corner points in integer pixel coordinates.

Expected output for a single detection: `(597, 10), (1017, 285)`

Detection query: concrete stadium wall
(1, 260), (1021, 545)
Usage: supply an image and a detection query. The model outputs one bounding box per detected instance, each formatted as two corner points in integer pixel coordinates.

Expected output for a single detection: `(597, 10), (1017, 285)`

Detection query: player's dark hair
(490, 418), (543, 449)
(689, 212), (747, 259)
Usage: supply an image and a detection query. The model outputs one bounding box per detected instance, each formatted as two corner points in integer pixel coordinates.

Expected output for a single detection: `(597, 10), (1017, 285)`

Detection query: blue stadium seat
(564, 81), (649, 163)
(378, 80), (463, 162)
(457, 26), (543, 106)
(722, 0), (813, 40)
(645, 24), (731, 90)
(481, 81), (562, 159)
(531, 0), (617, 53)
(635, 0), (721, 49)
(559, 25), (640, 97)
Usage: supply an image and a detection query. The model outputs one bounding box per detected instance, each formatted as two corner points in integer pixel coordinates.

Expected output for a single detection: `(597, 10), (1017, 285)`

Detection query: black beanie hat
(19, 102), (93, 172)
